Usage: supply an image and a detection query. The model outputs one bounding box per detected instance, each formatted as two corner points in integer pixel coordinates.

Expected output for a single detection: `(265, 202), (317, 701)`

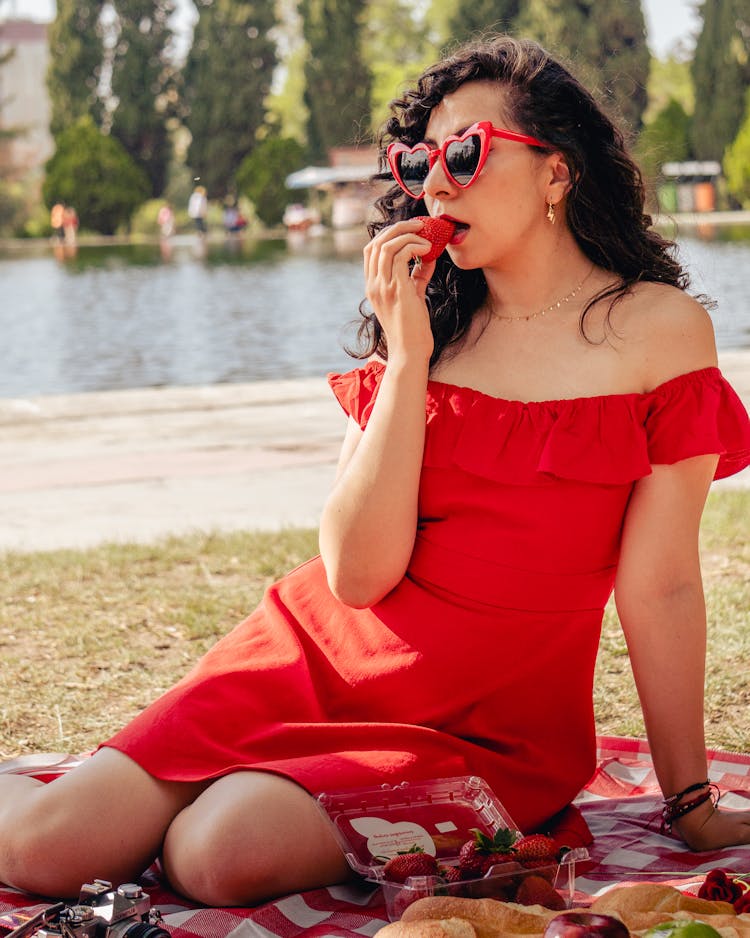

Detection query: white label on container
(435, 821), (458, 833)
(349, 817), (435, 858)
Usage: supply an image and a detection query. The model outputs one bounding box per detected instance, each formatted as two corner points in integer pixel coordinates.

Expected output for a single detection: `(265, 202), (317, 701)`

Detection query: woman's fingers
(364, 222), (431, 284)
(362, 220), (436, 358)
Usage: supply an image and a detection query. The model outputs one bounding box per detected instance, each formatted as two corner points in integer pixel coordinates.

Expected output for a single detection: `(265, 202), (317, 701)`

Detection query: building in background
(285, 145), (382, 230)
(0, 18), (53, 179)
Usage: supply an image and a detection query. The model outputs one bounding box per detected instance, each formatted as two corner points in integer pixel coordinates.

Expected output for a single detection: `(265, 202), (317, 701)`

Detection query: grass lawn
(1, 489), (748, 759)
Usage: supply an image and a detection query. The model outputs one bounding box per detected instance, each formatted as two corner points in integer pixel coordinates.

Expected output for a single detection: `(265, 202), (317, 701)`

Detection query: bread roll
(591, 884), (736, 917)
(375, 918), (477, 938)
(395, 896), (559, 937)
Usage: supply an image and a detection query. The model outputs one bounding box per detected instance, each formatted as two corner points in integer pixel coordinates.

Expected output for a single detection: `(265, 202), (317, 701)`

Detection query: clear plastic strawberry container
(316, 774), (589, 921)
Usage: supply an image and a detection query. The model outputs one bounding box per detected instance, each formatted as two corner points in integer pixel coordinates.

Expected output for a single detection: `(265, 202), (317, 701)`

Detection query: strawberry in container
(316, 775), (589, 921)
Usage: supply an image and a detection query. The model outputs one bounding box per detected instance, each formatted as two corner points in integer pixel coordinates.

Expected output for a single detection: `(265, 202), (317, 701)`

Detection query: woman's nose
(422, 157), (455, 200)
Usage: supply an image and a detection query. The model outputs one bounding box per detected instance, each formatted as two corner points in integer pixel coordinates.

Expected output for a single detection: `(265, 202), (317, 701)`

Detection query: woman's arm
(318, 220), (436, 608)
(614, 455), (750, 849)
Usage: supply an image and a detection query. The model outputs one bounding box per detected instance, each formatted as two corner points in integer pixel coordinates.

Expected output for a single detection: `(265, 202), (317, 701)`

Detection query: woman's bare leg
(0, 747), (206, 897)
(162, 772), (351, 906)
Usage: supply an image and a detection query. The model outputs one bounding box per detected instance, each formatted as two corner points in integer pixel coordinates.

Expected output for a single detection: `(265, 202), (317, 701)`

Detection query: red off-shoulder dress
(103, 362), (750, 833)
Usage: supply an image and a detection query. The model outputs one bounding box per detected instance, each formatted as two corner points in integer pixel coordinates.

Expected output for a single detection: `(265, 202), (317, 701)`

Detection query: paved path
(1, 352), (748, 553)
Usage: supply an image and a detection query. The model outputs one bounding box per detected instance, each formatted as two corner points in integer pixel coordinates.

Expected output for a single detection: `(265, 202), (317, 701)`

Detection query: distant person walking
(158, 202), (175, 239)
(62, 205), (78, 246)
(50, 202), (65, 242)
(188, 185), (208, 236)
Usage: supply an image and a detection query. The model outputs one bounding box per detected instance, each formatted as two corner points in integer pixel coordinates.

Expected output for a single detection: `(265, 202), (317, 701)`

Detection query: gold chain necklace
(490, 266), (595, 323)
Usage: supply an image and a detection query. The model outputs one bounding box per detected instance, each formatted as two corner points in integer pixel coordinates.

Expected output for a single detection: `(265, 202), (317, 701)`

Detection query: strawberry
(513, 834), (558, 865)
(514, 874), (566, 910)
(382, 846), (439, 884)
(439, 864), (463, 883)
(414, 215), (456, 263)
(458, 827), (517, 878)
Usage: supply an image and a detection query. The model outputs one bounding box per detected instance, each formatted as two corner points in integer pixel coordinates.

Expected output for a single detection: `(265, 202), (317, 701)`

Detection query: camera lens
(108, 923), (169, 938)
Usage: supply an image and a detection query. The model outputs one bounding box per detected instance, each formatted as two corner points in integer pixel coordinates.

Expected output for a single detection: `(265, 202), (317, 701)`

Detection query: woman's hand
(363, 219), (437, 364)
(673, 800), (750, 850)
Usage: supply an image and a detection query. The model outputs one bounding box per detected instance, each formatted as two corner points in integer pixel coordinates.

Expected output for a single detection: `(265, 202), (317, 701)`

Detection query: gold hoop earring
(546, 201), (556, 224)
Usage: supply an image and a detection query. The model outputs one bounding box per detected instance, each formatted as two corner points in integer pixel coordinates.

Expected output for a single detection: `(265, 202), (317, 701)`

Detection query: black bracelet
(660, 783), (720, 834)
(663, 779), (711, 807)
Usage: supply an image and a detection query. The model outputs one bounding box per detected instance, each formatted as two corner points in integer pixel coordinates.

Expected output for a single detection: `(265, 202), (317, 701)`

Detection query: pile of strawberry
(380, 829), (566, 910)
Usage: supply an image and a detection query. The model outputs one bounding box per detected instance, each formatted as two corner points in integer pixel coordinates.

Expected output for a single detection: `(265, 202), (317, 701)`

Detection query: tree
(108, 0), (178, 197)
(182, 0), (278, 198)
(690, 0), (750, 161)
(42, 117), (150, 233)
(46, 0), (106, 138)
(513, 0), (650, 132)
(724, 90), (750, 207)
(636, 98), (692, 184)
(642, 54), (694, 126)
(300, 0), (373, 161)
(443, 0), (649, 132)
(447, 0), (520, 46)
(0, 46), (18, 169)
(265, 0), (309, 145)
(364, 0), (432, 132)
(236, 135), (305, 226)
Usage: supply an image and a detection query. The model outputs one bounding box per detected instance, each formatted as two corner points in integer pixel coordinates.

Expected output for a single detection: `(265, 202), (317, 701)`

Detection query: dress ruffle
(328, 361), (750, 485)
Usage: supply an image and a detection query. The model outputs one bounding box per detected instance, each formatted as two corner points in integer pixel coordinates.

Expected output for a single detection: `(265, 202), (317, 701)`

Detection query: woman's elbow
(322, 557), (400, 609)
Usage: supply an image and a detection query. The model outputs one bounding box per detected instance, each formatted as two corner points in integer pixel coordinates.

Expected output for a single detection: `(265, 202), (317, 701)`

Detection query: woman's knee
(0, 784), (44, 888)
(162, 808), (281, 905)
(161, 773), (350, 906)
(0, 749), (204, 896)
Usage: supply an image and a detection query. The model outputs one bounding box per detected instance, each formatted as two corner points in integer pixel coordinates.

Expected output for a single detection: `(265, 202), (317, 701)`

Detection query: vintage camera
(9, 880), (168, 938)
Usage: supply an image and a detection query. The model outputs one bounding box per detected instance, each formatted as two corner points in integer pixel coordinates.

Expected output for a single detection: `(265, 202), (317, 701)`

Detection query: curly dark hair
(351, 35), (690, 367)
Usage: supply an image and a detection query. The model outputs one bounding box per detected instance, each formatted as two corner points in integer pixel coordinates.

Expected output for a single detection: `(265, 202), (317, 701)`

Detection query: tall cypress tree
(108, 0), (177, 197)
(182, 0), (278, 198)
(691, 0), (750, 161)
(447, 0), (521, 46)
(587, 0), (650, 133)
(46, 0), (106, 138)
(300, 0), (373, 162)
(445, 0), (649, 132)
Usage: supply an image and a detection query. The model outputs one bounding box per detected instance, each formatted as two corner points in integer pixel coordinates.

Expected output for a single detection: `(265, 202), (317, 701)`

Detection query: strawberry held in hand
(415, 215), (456, 263)
(381, 845), (439, 883)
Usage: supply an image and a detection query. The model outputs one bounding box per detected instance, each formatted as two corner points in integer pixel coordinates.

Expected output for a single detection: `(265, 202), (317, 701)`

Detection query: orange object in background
(694, 181), (716, 212)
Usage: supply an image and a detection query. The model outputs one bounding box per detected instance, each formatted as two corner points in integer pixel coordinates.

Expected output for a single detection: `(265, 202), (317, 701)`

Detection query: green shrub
(724, 91), (750, 209)
(42, 117), (151, 234)
(236, 136), (306, 228)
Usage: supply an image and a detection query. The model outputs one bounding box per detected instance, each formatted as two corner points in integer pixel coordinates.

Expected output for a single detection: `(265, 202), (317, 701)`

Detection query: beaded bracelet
(660, 780), (720, 833)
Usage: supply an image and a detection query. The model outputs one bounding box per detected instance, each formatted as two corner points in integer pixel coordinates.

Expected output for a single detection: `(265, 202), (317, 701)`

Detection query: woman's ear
(546, 152), (573, 203)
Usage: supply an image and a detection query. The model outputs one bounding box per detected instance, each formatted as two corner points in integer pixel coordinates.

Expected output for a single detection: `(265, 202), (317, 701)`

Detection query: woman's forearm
(616, 581), (709, 796)
(319, 357), (429, 607)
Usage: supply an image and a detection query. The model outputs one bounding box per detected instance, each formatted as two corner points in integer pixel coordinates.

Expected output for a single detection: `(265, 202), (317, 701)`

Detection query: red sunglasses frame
(386, 120), (548, 199)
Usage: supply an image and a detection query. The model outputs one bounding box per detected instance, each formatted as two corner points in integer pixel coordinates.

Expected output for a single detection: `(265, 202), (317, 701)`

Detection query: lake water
(1, 224), (749, 399)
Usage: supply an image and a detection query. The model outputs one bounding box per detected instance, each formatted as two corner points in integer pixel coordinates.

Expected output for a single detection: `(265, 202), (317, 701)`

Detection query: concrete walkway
(1, 352), (748, 554)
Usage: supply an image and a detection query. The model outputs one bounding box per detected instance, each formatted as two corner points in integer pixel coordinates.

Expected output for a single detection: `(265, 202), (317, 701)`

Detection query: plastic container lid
(316, 774), (519, 880)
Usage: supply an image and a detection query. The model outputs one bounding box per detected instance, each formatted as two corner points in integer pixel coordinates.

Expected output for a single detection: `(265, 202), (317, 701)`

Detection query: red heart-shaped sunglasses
(387, 121), (548, 199)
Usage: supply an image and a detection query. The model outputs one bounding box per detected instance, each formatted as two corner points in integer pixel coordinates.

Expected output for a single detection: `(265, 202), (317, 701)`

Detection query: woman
(1, 36), (749, 907)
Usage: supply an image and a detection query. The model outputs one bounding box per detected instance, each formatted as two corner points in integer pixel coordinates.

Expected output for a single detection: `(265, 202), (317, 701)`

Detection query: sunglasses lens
(445, 134), (482, 186)
(396, 151), (430, 195)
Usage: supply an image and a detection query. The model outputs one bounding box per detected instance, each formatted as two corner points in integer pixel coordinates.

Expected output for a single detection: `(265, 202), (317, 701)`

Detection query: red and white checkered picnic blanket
(2, 736), (749, 938)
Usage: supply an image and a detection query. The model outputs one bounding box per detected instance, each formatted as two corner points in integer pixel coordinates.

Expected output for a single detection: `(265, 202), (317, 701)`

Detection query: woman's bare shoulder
(615, 281), (718, 390)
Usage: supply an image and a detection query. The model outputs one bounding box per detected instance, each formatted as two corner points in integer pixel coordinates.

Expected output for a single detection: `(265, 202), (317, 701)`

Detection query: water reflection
(0, 225), (748, 399)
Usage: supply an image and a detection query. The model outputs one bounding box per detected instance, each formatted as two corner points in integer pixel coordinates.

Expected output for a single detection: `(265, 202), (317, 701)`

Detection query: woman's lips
(449, 223), (469, 245)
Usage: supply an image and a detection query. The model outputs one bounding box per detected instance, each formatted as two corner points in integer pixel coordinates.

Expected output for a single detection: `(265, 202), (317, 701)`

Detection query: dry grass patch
(0, 529), (318, 757)
(0, 489), (748, 760)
